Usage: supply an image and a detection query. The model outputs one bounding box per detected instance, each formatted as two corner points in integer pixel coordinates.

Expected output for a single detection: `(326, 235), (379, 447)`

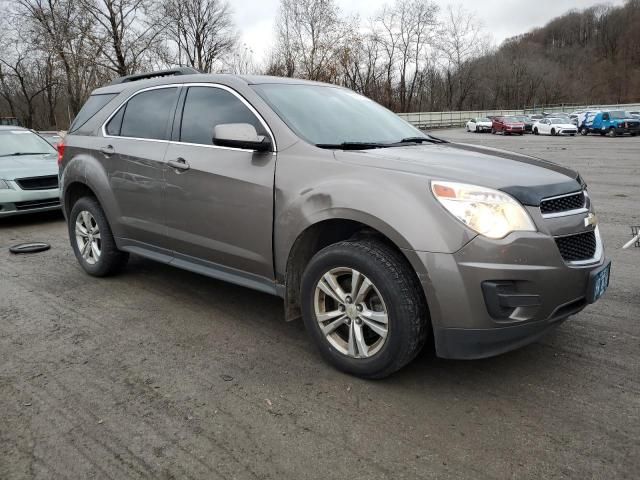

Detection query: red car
(491, 116), (525, 135)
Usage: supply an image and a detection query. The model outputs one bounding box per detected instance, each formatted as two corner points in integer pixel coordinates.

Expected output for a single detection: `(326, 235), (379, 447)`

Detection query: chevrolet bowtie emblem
(584, 213), (598, 227)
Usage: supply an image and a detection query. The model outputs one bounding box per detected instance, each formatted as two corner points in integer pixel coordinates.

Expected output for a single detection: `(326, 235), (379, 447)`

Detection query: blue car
(579, 110), (640, 137)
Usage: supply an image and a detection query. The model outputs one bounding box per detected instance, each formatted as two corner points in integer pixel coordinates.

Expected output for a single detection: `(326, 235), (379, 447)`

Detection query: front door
(163, 85), (276, 280)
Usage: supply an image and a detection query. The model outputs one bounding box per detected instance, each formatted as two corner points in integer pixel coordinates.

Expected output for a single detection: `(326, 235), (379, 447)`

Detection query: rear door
(163, 84), (276, 280)
(102, 86), (179, 248)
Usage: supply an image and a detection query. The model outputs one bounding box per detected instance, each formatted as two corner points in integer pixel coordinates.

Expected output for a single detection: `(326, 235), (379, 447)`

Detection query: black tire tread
(304, 238), (429, 379)
(69, 196), (128, 277)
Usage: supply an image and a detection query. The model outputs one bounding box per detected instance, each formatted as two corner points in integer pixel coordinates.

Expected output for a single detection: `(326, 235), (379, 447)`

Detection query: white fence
(397, 103), (640, 129)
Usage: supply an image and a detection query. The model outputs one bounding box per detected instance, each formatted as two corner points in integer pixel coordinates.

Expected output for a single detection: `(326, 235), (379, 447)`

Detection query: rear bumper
(404, 229), (607, 360)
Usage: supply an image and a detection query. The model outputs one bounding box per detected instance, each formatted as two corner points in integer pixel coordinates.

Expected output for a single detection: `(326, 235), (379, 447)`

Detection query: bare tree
(271, 0), (356, 82)
(374, 0), (439, 111)
(161, 0), (237, 72)
(437, 5), (488, 110)
(16, 0), (105, 116)
(78, 0), (165, 76)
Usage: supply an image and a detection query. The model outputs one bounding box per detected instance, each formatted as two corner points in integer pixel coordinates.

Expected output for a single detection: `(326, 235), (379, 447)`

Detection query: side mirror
(213, 123), (272, 152)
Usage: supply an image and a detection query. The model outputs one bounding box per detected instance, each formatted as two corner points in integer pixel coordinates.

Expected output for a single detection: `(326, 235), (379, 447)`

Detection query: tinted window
(180, 87), (266, 145)
(120, 88), (178, 140)
(106, 107), (125, 136)
(69, 94), (117, 132)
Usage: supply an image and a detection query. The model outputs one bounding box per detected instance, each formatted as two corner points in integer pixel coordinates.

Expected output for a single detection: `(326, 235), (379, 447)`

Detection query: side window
(180, 86), (267, 146)
(105, 106), (125, 136)
(602, 113), (609, 121)
(118, 88), (178, 140)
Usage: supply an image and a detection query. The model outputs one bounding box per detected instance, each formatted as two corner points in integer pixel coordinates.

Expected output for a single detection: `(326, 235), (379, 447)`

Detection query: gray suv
(59, 69), (610, 378)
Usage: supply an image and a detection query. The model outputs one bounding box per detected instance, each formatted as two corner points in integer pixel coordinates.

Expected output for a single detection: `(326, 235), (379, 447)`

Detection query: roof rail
(108, 67), (201, 85)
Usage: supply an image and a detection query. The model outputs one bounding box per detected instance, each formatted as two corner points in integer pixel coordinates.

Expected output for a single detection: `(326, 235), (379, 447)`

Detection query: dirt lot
(1, 130), (639, 480)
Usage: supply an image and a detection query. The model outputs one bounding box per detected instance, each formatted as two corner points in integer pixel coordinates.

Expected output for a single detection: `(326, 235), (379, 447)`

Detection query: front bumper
(0, 185), (61, 217)
(406, 225), (607, 360)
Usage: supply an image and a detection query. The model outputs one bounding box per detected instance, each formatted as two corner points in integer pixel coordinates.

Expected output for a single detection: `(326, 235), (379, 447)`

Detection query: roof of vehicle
(93, 72), (333, 95)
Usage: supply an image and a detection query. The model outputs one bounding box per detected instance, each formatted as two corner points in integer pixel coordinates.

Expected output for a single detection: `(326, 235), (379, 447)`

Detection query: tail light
(57, 141), (65, 166)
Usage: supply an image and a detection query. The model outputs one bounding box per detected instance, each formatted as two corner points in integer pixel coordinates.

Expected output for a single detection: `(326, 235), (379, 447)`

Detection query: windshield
(252, 84), (430, 146)
(549, 118), (565, 124)
(0, 130), (56, 157)
(609, 111), (629, 119)
(504, 116), (521, 122)
(477, 117), (491, 122)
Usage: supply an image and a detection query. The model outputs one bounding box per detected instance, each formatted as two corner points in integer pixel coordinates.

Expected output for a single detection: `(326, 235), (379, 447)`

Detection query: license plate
(587, 262), (611, 303)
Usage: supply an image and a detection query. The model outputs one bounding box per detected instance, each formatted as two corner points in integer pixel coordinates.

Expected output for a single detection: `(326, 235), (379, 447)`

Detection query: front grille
(555, 230), (597, 262)
(540, 192), (585, 215)
(15, 175), (59, 190)
(14, 199), (60, 211)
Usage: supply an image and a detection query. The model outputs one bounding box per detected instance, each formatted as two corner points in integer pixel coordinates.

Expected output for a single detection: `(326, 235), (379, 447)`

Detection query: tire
(68, 196), (129, 277)
(300, 239), (429, 379)
(533, 128), (539, 135)
(551, 128), (556, 136)
(631, 133), (637, 137)
(608, 127), (616, 137)
(475, 126), (479, 133)
(580, 128), (588, 136)
(491, 128), (496, 134)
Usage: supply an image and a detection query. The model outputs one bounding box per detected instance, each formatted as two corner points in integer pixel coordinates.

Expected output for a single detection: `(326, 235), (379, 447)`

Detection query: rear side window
(69, 94), (117, 132)
(179, 86), (266, 146)
(116, 88), (178, 140)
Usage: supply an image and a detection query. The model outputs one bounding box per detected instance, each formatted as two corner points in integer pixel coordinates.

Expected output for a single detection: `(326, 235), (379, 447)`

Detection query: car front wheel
(69, 196), (129, 276)
(300, 239), (429, 379)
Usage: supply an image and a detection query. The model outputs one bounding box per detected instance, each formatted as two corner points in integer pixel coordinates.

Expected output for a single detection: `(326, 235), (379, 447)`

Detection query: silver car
(0, 127), (60, 217)
(59, 69), (610, 378)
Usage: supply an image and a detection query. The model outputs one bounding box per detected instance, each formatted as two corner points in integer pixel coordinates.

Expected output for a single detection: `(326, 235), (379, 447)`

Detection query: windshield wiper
(0, 152), (50, 157)
(394, 136), (447, 145)
(315, 142), (391, 150)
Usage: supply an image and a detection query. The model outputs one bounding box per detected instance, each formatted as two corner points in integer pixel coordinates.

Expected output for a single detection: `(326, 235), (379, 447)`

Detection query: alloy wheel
(313, 267), (389, 359)
(75, 210), (101, 265)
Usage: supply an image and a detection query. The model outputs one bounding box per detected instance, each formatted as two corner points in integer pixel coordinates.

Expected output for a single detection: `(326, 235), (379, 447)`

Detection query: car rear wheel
(533, 128), (539, 135)
(69, 196), (129, 276)
(608, 127), (617, 137)
(300, 239), (429, 379)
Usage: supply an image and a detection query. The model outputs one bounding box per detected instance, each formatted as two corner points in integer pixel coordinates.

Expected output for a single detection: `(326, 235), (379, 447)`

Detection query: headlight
(0, 179), (13, 190)
(431, 181), (536, 239)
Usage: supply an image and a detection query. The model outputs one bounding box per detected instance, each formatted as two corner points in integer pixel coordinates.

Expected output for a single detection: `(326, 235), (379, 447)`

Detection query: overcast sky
(235, 0), (626, 64)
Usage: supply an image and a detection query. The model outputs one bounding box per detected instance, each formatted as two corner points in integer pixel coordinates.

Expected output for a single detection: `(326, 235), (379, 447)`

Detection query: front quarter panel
(273, 143), (476, 277)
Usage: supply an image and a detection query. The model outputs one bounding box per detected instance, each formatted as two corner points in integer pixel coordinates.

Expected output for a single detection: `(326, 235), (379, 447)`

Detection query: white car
(465, 117), (492, 133)
(532, 117), (578, 136)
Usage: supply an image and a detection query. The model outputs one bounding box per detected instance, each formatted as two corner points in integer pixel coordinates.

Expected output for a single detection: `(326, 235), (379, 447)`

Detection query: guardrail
(397, 103), (640, 129)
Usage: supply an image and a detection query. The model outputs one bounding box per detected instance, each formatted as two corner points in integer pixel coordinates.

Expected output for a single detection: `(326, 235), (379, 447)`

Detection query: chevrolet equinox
(59, 68), (610, 378)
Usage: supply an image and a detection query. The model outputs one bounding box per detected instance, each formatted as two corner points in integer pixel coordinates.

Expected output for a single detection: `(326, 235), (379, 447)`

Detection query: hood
(334, 143), (582, 206)
(0, 153), (58, 180)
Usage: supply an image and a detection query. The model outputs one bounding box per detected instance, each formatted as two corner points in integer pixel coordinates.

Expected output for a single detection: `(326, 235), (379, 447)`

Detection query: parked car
(629, 111), (640, 119)
(59, 69), (610, 378)
(38, 130), (64, 146)
(512, 115), (534, 133)
(0, 126), (61, 217)
(579, 110), (640, 137)
(0, 117), (20, 126)
(466, 117), (492, 133)
(532, 117), (578, 136)
(491, 116), (525, 135)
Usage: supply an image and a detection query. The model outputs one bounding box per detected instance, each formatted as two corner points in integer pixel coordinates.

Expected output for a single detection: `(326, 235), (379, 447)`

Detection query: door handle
(168, 157), (190, 171)
(100, 145), (114, 156)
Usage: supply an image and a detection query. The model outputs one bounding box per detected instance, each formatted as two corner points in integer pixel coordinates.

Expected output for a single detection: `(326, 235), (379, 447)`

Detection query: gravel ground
(1, 129), (639, 480)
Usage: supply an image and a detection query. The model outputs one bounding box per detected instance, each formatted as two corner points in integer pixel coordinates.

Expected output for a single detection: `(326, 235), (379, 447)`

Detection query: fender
(61, 150), (125, 238)
(273, 164), (475, 279)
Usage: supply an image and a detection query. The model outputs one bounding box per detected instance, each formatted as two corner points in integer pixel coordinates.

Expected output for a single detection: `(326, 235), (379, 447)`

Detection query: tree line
(0, 0), (638, 130)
